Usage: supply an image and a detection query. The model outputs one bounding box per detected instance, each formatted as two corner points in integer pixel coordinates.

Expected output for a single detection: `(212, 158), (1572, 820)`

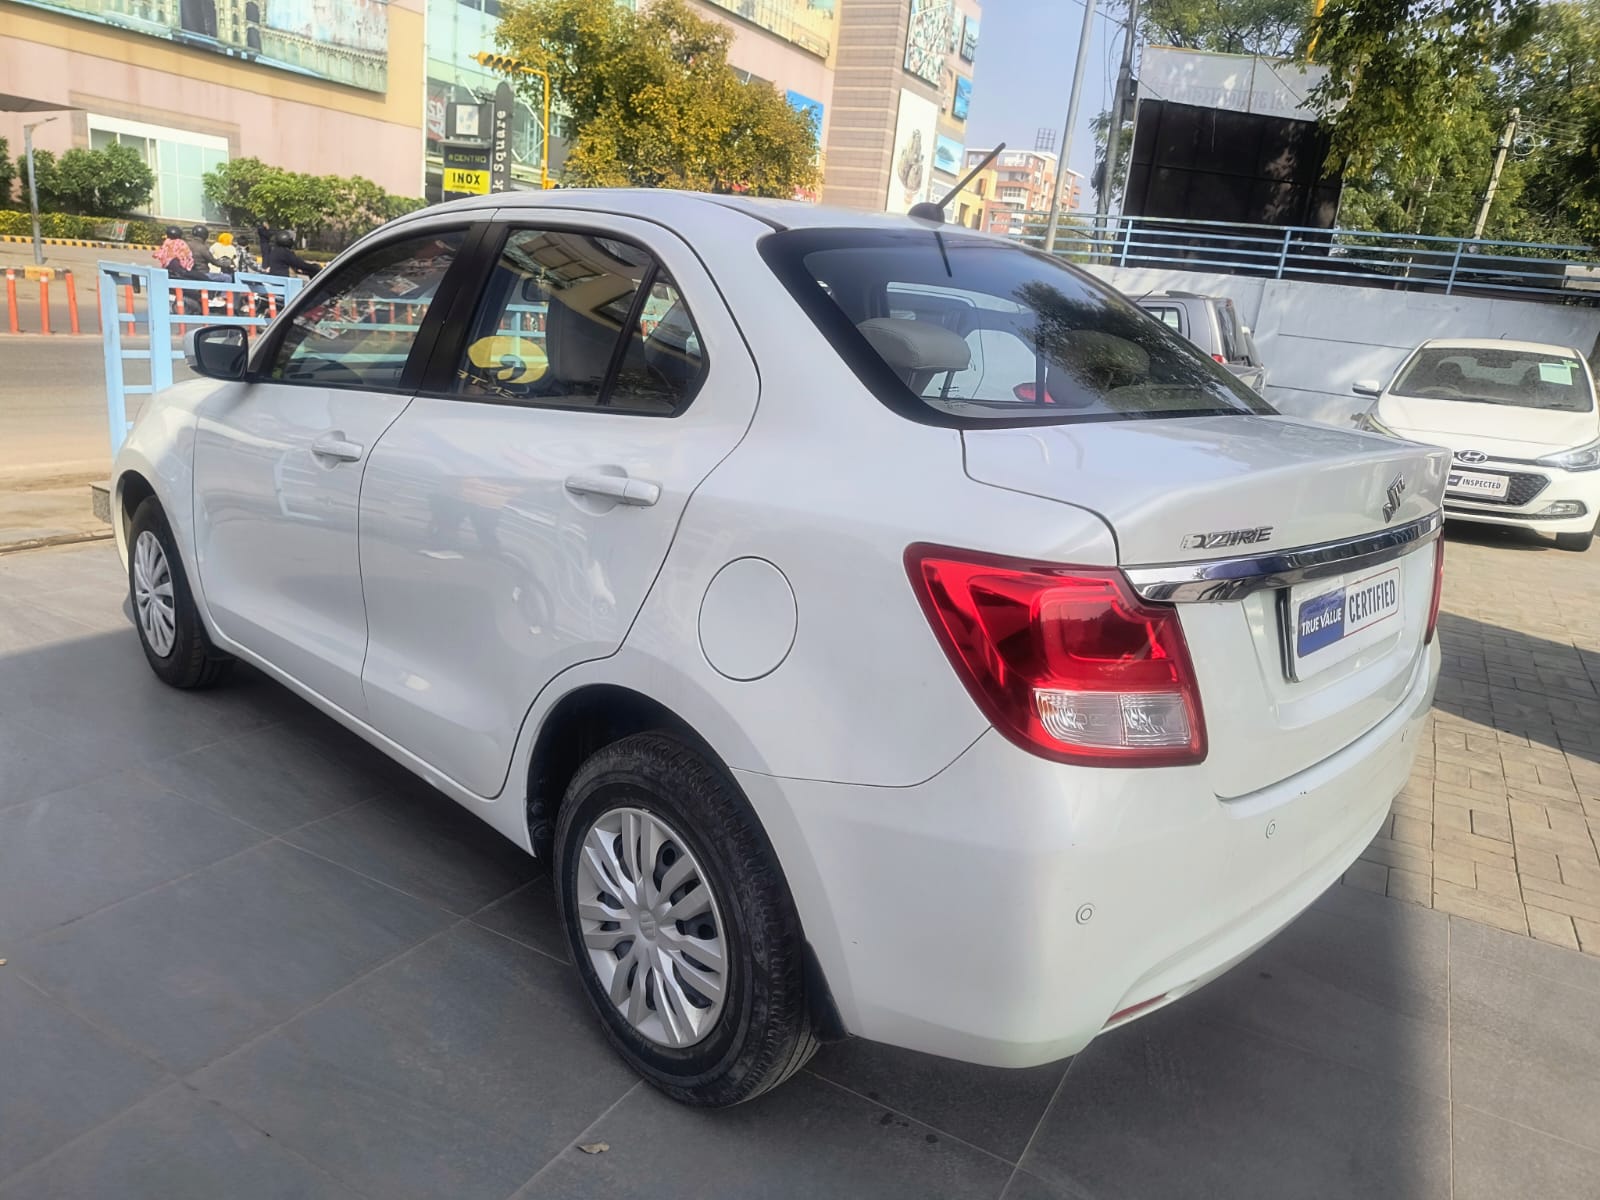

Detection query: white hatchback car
(1354, 338), (1600, 551)
(113, 190), (1446, 1106)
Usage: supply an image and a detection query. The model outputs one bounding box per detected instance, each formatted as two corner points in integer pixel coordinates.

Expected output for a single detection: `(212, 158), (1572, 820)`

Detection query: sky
(964, 0), (1129, 210)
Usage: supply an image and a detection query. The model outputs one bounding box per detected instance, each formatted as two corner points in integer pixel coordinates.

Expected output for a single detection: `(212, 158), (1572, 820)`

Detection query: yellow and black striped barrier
(0, 234), (159, 251)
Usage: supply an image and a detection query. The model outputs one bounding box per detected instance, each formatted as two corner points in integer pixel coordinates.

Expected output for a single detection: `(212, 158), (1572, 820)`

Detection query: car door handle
(311, 433), (364, 463)
(565, 473), (660, 507)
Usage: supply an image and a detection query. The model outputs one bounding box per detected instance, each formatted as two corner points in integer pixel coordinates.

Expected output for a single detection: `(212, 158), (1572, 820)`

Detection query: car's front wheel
(127, 497), (234, 689)
(554, 732), (816, 1106)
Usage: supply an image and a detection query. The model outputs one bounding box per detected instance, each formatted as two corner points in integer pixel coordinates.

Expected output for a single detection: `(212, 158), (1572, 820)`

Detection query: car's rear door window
(1141, 304), (1184, 334)
(762, 228), (1273, 426)
(1215, 299), (1247, 364)
(454, 228), (706, 415)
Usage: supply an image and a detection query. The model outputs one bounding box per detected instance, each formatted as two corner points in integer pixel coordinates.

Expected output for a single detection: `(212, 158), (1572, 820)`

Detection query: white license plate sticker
(1446, 470), (1509, 499)
(1288, 565), (1403, 680)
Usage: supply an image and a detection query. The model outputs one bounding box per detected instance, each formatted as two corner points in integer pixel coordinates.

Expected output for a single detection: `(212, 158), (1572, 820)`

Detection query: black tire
(127, 497), (234, 689)
(554, 732), (816, 1106)
(1556, 528), (1595, 553)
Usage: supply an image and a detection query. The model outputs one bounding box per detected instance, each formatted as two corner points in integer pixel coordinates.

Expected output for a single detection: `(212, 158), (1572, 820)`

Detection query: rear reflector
(1424, 537), (1445, 644)
(905, 545), (1206, 766)
(1105, 993), (1170, 1027)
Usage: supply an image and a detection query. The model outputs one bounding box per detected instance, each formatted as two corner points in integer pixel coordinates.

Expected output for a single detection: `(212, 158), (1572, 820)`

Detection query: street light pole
(23, 117), (57, 267)
(1042, 0), (1098, 256)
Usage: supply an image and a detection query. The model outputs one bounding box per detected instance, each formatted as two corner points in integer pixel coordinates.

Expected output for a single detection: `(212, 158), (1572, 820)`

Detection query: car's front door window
(265, 230), (466, 391)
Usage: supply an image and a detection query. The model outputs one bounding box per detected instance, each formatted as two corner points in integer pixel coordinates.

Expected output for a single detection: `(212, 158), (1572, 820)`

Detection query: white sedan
(1354, 338), (1600, 551)
(112, 190), (1446, 1105)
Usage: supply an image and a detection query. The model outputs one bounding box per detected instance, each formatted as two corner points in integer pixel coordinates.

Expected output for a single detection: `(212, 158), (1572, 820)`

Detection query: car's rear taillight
(906, 546), (1206, 766)
(1424, 537), (1445, 644)
(1212, 353), (1227, 364)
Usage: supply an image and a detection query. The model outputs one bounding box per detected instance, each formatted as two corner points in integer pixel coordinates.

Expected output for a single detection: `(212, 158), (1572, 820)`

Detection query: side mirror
(186, 326), (248, 381)
(1351, 379), (1382, 398)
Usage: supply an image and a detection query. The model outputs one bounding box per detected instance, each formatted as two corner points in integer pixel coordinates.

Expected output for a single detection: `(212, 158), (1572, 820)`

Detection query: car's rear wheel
(554, 732), (816, 1106)
(1556, 526), (1595, 553)
(128, 497), (234, 689)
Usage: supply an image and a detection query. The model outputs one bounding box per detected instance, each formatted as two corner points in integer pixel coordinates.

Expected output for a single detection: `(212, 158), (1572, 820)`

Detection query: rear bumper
(738, 640), (1439, 1068)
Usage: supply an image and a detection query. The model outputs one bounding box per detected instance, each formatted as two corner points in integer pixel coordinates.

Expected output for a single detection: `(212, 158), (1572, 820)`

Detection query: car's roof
(1419, 337), (1583, 356)
(1135, 291), (1217, 302)
(418, 187), (998, 236)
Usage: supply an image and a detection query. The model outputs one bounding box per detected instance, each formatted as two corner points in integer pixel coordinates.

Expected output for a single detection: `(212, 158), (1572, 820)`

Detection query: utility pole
(1043, 0), (1098, 256)
(1471, 108), (1518, 240)
(23, 117), (57, 267)
(1096, 0), (1140, 223)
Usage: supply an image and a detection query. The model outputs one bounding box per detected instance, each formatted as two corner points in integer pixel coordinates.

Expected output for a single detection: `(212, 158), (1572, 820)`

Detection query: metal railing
(98, 262), (305, 454)
(994, 212), (1600, 303)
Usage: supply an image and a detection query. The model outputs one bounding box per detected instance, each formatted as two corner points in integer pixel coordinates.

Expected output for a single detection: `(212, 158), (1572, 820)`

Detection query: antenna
(908, 142), (1008, 222)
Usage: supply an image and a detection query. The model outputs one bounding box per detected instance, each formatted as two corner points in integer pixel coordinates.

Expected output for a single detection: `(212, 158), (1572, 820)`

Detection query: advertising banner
(490, 81), (514, 193)
(960, 16), (978, 62)
(952, 77), (972, 121)
(1137, 47), (1331, 118)
(12, 0), (389, 93)
(903, 0), (954, 87)
(442, 142), (491, 199)
(934, 134), (963, 177)
(786, 90), (825, 151)
(886, 89), (940, 213)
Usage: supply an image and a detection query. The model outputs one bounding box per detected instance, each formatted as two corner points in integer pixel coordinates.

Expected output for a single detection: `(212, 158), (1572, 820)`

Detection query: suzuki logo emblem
(1382, 475), (1406, 523)
(1455, 449), (1488, 464)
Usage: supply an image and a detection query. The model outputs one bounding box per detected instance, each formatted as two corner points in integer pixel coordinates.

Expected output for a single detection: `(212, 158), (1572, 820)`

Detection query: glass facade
(88, 115), (227, 222)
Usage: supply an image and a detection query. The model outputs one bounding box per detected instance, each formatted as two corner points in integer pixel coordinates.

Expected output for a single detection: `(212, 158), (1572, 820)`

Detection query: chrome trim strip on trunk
(1125, 511), (1443, 602)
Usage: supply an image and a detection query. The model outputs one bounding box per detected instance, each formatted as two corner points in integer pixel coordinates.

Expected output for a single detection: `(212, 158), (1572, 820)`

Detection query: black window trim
(758, 227), (1269, 430)
(245, 219), (488, 396)
(415, 221), (708, 419)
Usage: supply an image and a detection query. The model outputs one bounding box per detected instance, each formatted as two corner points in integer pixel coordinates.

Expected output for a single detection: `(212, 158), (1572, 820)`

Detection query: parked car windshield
(1391, 346), (1594, 412)
(760, 228), (1275, 426)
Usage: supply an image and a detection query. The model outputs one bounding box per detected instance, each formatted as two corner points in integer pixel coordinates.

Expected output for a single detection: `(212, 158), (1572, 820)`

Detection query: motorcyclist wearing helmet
(184, 223), (227, 275)
(153, 225), (195, 273)
(261, 229), (321, 278)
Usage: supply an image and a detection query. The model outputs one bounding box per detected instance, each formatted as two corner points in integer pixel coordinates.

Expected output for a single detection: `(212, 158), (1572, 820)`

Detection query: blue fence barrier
(97, 263), (305, 454)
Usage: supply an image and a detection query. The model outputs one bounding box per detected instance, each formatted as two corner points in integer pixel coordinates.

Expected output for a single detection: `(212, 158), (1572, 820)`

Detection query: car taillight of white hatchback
(906, 545), (1207, 766)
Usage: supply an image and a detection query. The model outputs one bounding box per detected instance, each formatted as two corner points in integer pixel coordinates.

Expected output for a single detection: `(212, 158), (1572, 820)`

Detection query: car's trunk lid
(963, 414), (1448, 797)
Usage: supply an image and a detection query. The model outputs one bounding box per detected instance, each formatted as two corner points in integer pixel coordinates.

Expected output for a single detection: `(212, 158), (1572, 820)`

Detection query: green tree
(245, 169), (336, 237)
(17, 148), (58, 211)
(1141, 0), (1311, 56)
(0, 138), (14, 208)
(202, 157), (281, 227)
(48, 144), (154, 215)
(495, 0), (819, 195)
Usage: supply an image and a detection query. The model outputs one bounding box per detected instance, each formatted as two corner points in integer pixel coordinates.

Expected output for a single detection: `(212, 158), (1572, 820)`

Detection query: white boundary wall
(1084, 265), (1600, 427)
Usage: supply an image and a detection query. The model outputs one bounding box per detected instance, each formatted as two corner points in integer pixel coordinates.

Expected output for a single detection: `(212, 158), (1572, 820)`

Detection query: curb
(0, 529), (115, 557)
(1, 234), (159, 251)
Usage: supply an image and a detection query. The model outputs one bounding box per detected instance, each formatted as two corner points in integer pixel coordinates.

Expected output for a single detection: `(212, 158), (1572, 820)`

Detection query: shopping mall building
(0, 0), (978, 220)
(0, 0), (427, 221)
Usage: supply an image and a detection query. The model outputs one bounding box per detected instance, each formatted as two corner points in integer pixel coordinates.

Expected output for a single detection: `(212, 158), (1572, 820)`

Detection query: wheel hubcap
(575, 806), (728, 1049)
(132, 530), (177, 658)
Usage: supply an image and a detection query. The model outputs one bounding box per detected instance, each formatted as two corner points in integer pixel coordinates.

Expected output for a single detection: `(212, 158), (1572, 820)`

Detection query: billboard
(934, 135), (963, 177)
(960, 16), (978, 62)
(11, 0), (389, 93)
(786, 89), (825, 151)
(951, 77), (972, 121)
(903, 0), (954, 87)
(886, 89), (940, 213)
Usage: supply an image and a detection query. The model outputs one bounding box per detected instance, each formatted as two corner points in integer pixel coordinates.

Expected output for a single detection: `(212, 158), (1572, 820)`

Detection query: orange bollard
(225, 289), (234, 318)
(124, 282), (136, 333)
(64, 270), (81, 335)
(38, 277), (50, 336)
(388, 301), (396, 324)
(200, 289), (210, 320)
(5, 269), (17, 334)
(267, 292), (278, 320)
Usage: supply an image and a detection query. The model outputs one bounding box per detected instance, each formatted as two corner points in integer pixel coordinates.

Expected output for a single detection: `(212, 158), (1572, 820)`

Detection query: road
(0, 335), (128, 483)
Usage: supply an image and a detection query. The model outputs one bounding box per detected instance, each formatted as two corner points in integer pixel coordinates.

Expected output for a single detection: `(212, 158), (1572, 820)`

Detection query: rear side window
(1142, 304), (1183, 333)
(454, 228), (705, 415)
(761, 228), (1272, 426)
(1215, 299), (1246, 363)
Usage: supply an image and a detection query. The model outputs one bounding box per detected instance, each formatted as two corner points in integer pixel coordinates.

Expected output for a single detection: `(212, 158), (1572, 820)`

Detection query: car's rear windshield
(759, 228), (1275, 427)
(1392, 346), (1594, 412)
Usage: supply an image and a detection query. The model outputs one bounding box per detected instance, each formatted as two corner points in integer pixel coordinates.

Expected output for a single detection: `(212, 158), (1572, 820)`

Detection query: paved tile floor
(2, 535), (1598, 1198)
